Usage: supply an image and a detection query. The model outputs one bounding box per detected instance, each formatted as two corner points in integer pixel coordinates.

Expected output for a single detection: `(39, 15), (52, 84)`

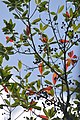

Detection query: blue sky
(0, 0), (80, 119)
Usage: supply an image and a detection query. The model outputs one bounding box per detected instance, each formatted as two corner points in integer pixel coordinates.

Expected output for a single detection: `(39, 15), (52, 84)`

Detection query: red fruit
(52, 73), (58, 85)
(10, 39), (14, 42)
(66, 11), (70, 18)
(59, 39), (69, 43)
(38, 115), (48, 120)
(26, 25), (30, 36)
(38, 62), (43, 74)
(6, 36), (13, 42)
(2, 85), (8, 93)
(29, 108), (32, 111)
(41, 37), (48, 43)
(6, 36), (9, 40)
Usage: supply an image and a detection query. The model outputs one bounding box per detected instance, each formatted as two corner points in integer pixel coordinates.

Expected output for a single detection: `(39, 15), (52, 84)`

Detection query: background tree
(0, 0), (80, 120)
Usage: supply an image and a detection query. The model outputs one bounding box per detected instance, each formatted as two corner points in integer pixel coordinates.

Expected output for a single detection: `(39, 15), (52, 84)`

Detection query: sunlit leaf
(35, 0), (41, 4)
(40, 23), (43, 30)
(18, 60), (22, 70)
(45, 80), (52, 85)
(58, 5), (64, 14)
(69, 8), (73, 17)
(42, 25), (48, 31)
(24, 72), (31, 79)
(43, 108), (49, 117)
(32, 18), (41, 24)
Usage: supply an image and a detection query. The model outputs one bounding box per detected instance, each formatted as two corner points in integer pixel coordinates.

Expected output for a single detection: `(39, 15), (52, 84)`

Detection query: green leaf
(3, 1), (10, 5)
(32, 18), (41, 24)
(63, 84), (67, 91)
(50, 89), (54, 96)
(13, 13), (19, 19)
(0, 56), (3, 65)
(74, 101), (79, 104)
(59, 51), (63, 56)
(33, 106), (41, 110)
(45, 80), (52, 85)
(6, 46), (14, 51)
(38, 6), (47, 12)
(51, 12), (56, 15)
(24, 72), (31, 79)
(18, 60), (22, 70)
(0, 105), (3, 109)
(43, 53), (46, 58)
(49, 37), (54, 43)
(58, 5), (64, 14)
(4, 99), (10, 106)
(49, 107), (55, 118)
(40, 23), (43, 30)
(16, 75), (22, 80)
(33, 28), (40, 32)
(4, 65), (13, 71)
(73, 23), (80, 32)
(20, 34), (23, 41)
(24, 0), (30, 3)
(23, 43), (29, 46)
(17, 7), (24, 12)
(53, 15), (57, 21)
(77, 23), (80, 29)
(63, 13), (67, 17)
(56, 84), (62, 88)
(9, 7), (15, 12)
(22, 10), (28, 17)
(9, 19), (12, 24)
(43, 71), (50, 75)
(5, 74), (12, 81)
(13, 66), (19, 72)
(35, 0), (41, 4)
(69, 8), (73, 17)
(42, 25), (48, 31)
(40, 1), (48, 6)
(43, 108), (48, 117)
(11, 102), (19, 107)
(37, 79), (41, 90)
(5, 54), (9, 61)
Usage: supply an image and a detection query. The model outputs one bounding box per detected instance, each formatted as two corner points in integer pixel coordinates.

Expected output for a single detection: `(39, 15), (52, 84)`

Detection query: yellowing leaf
(58, 5), (64, 14)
